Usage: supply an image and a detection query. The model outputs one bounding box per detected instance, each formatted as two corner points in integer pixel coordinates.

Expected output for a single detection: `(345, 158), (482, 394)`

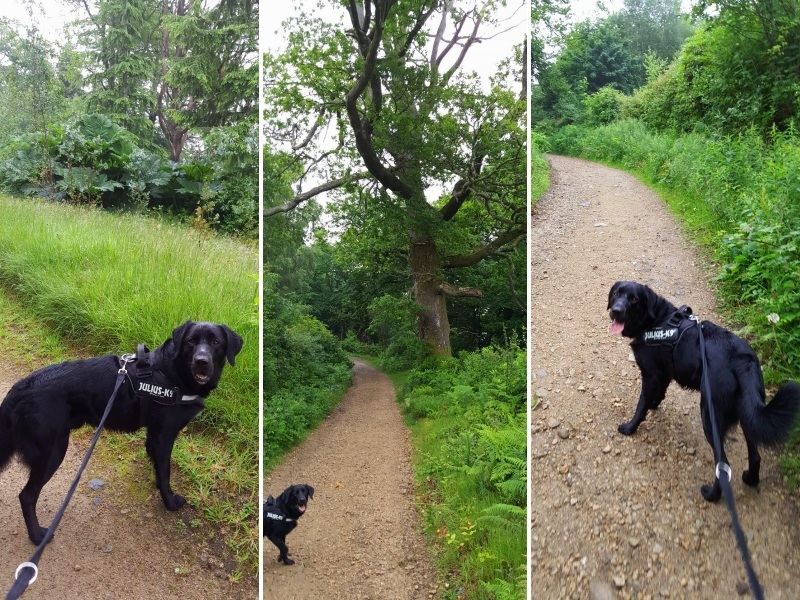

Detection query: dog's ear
(168, 320), (193, 354)
(221, 325), (243, 366)
(644, 285), (658, 319)
(304, 484), (314, 500)
(608, 282), (622, 309)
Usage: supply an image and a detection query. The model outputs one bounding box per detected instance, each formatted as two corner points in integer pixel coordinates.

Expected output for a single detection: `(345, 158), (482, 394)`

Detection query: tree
(264, 0), (526, 357)
(73, 0), (258, 161)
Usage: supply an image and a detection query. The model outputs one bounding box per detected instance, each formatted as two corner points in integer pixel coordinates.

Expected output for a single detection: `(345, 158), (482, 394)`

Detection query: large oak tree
(264, 0), (526, 356)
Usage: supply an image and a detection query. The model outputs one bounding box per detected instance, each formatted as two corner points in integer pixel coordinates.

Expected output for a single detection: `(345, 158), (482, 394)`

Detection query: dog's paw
(164, 493), (187, 511)
(618, 421), (638, 436)
(742, 469), (760, 487)
(29, 525), (50, 546)
(700, 483), (722, 502)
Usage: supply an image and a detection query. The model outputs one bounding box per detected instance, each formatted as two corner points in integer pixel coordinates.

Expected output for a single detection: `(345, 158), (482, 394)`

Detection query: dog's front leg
(145, 425), (186, 511)
(268, 534), (294, 565)
(618, 374), (668, 435)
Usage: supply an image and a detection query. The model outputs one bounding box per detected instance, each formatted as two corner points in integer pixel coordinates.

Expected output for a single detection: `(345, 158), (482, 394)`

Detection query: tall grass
(0, 194), (259, 572)
(398, 344), (527, 600)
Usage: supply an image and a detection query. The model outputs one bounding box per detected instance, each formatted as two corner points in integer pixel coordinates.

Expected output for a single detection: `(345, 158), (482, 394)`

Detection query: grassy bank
(549, 120), (800, 488)
(396, 345), (527, 600)
(0, 194), (259, 573)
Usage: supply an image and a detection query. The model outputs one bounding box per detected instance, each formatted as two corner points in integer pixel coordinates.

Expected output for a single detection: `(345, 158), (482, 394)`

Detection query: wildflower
(767, 313), (780, 325)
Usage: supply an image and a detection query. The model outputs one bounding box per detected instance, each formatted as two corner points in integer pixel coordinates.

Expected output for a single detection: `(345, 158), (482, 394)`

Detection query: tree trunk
(409, 234), (451, 356)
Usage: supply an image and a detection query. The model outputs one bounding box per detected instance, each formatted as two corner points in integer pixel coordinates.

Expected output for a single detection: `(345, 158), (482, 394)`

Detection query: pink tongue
(298, 505), (306, 513)
(610, 320), (624, 335)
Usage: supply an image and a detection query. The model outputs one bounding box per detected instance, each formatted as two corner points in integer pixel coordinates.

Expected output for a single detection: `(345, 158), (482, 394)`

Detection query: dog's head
(607, 281), (665, 338)
(277, 484), (314, 519)
(169, 320), (243, 389)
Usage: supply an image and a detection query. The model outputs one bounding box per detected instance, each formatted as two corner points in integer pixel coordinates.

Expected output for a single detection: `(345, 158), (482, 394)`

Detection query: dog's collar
(640, 305), (696, 347)
(264, 510), (295, 523)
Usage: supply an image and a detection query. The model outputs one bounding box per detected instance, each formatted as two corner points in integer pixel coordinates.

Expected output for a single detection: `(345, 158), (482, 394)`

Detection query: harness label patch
(266, 511), (286, 521)
(138, 382), (175, 399)
(643, 328), (678, 343)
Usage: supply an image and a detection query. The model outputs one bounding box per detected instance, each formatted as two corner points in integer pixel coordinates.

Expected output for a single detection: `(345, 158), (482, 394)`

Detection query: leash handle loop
(12, 564), (36, 586)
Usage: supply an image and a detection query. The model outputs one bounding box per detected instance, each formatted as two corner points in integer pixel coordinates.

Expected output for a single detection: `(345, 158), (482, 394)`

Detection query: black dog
(607, 281), (800, 501)
(0, 320), (242, 545)
(263, 484), (314, 565)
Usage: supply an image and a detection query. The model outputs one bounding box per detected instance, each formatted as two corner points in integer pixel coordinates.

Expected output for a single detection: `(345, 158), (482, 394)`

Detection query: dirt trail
(531, 155), (800, 599)
(0, 362), (257, 600)
(263, 358), (436, 600)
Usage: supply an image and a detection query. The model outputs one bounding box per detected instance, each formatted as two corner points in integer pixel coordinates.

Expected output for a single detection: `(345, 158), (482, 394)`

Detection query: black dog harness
(120, 344), (202, 426)
(263, 497), (295, 523)
(640, 305), (696, 348)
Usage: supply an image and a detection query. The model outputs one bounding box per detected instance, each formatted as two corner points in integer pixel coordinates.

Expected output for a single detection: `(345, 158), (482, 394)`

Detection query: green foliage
(583, 85), (626, 126)
(402, 343), (526, 599)
(0, 113), (255, 235)
(532, 1), (693, 131)
(368, 294), (428, 371)
(263, 272), (352, 470)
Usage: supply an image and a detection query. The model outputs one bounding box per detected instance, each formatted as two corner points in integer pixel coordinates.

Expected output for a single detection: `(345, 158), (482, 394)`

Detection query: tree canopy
(264, 0), (527, 357)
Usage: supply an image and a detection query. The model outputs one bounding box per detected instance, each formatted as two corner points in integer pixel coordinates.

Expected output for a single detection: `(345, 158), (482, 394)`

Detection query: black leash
(5, 356), (133, 600)
(693, 315), (764, 600)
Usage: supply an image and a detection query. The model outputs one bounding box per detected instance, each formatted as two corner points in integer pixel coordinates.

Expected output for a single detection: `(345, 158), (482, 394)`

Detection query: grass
(0, 194), (259, 575)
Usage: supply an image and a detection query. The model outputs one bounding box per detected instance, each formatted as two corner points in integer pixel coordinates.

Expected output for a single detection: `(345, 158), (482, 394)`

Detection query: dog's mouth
(610, 319), (625, 335)
(296, 503), (306, 514)
(191, 364), (213, 385)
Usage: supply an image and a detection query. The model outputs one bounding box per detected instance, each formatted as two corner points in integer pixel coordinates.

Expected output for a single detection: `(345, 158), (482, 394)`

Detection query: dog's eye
(211, 337), (220, 346)
(628, 294), (637, 303)
(187, 337), (197, 345)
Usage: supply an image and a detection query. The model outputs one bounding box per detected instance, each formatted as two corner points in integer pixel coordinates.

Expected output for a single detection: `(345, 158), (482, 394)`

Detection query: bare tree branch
(264, 171), (373, 217)
(442, 224), (526, 268)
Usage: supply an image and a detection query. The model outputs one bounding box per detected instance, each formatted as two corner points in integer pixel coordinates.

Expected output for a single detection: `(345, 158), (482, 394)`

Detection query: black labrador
(0, 320), (243, 545)
(607, 281), (800, 501)
(263, 484), (314, 565)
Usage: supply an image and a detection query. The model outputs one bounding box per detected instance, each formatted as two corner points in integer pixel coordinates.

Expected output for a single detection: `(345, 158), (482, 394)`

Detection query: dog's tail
(0, 397), (14, 471)
(741, 380), (800, 446)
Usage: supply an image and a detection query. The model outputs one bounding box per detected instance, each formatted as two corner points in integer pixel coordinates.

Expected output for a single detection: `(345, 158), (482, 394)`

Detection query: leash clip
(119, 354), (134, 374)
(716, 461), (732, 483)
(14, 562), (38, 585)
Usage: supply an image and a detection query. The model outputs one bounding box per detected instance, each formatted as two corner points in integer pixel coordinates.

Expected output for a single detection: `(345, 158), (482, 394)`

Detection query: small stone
(548, 418), (560, 429)
(558, 464), (570, 475)
(736, 581), (749, 596)
(686, 447), (696, 456)
(73, 565), (82, 572)
(653, 542), (663, 554)
(88, 478), (105, 491)
(93, 498), (102, 506)
(557, 428), (570, 439)
(590, 581), (614, 600)
(629, 537), (640, 548)
(602, 445), (612, 454)
(613, 575), (626, 588)
(537, 388), (550, 398)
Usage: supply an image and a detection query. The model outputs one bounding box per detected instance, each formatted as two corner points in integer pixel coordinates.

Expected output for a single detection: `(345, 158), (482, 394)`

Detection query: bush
(401, 343), (526, 599)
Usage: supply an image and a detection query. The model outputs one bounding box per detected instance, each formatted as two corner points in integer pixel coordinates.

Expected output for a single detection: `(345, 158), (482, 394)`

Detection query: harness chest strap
(119, 344), (203, 427)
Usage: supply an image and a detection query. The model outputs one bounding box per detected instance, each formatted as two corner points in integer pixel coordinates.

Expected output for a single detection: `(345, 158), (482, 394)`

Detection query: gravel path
(263, 358), (436, 600)
(0, 361), (256, 600)
(531, 155), (800, 599)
